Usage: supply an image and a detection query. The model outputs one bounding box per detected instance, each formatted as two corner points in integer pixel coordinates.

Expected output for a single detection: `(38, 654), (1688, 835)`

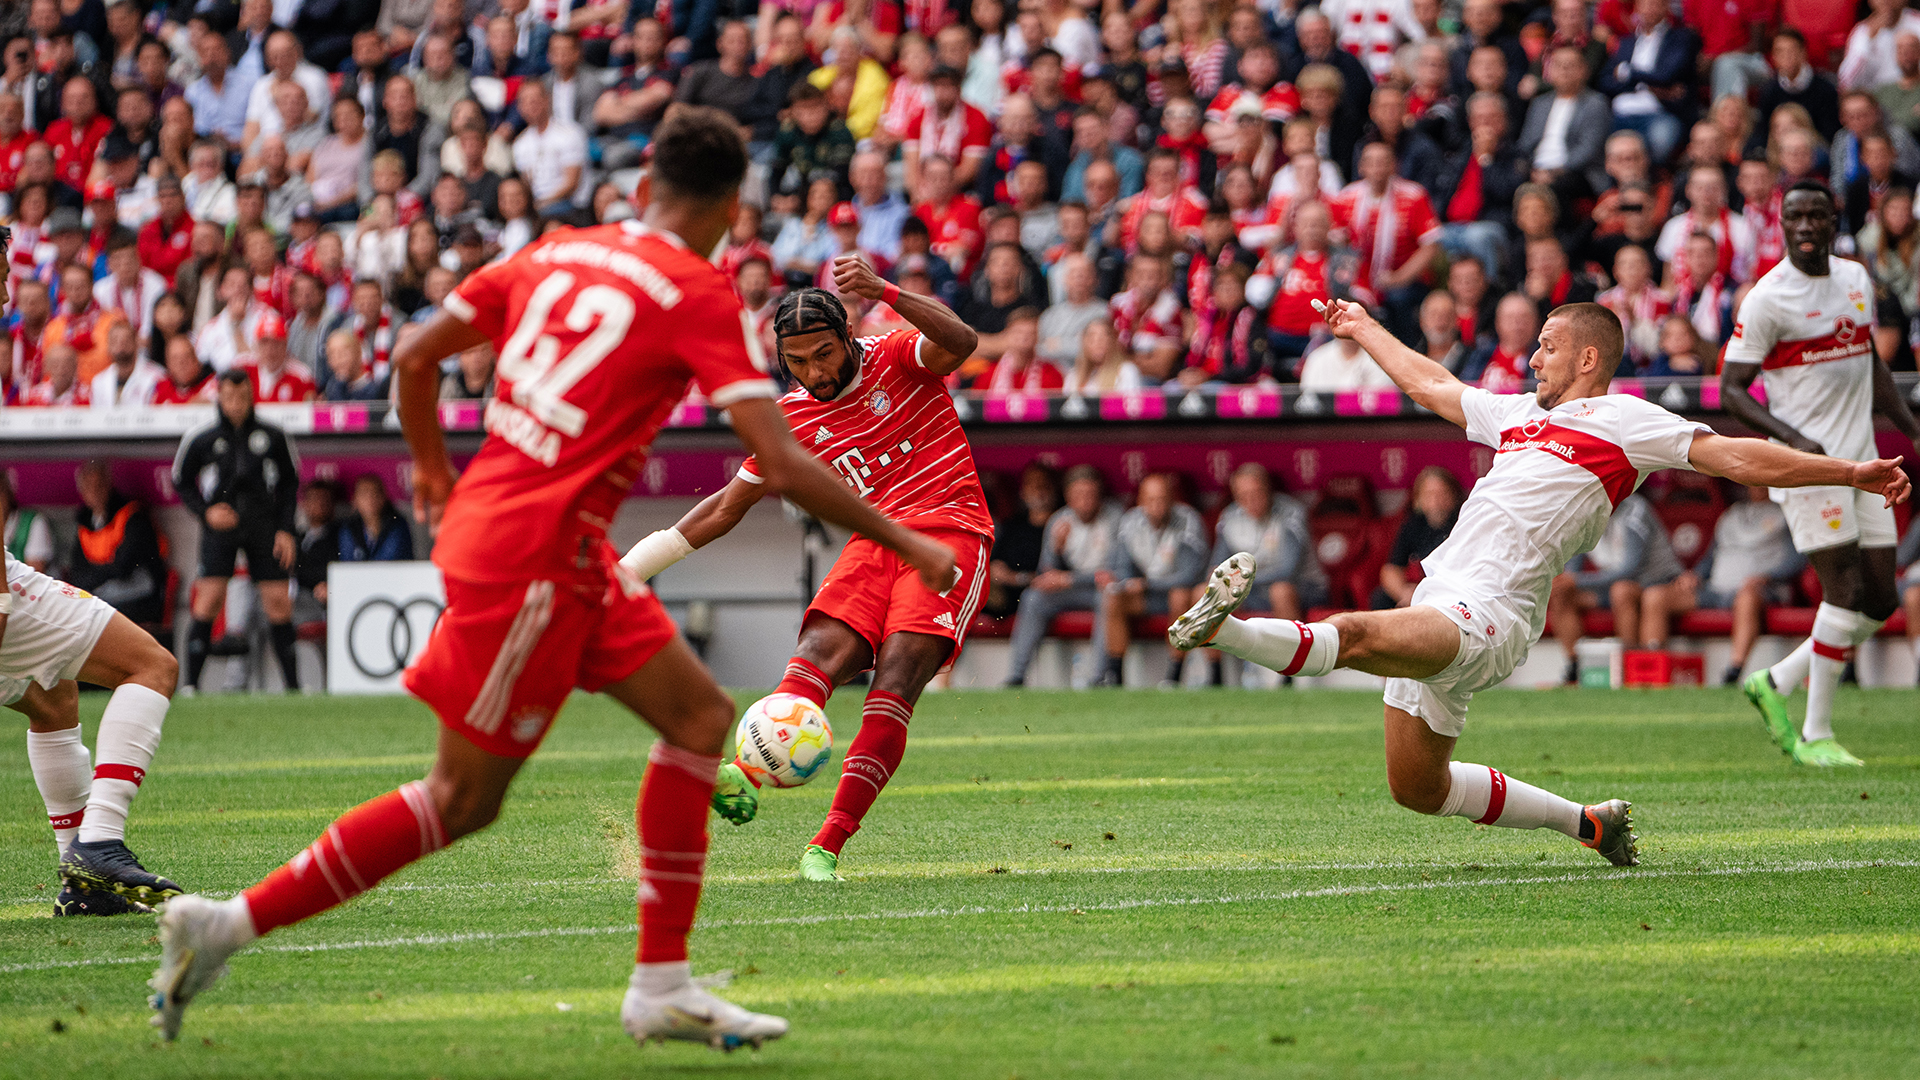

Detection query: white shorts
(1381, 578), (1532, 739)
(1, 567), (116, 706)
(1776, 485), (1899, 553)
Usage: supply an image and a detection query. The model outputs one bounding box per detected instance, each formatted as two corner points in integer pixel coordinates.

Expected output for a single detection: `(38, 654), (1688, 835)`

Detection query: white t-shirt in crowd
(511, 119), (588, 205)
(1297, 340), (1396, 391)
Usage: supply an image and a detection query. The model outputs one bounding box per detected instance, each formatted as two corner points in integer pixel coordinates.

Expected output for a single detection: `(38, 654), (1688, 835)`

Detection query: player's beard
(803, 350), (860, 402)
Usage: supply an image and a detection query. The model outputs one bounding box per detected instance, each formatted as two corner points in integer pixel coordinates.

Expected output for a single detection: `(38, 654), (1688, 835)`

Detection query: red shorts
(804, 528), (993, 673)
(403, 573), (677, 758)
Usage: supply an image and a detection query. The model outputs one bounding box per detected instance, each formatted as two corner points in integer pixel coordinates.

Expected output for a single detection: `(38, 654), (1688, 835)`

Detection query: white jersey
(1427, 389), (1711, 640)
(1724, 256), (1878, 464)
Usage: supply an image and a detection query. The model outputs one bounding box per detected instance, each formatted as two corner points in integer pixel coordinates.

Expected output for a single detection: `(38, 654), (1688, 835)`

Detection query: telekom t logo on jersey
(829, 439), (916, 497)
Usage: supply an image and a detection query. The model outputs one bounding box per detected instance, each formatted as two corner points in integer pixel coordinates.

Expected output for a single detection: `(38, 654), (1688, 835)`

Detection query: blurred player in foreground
(148, 108), (956, 1051)
(1170, 298), (1910, 865)
(1722, 181), (1920, 766)
(622, 256), (986, 883)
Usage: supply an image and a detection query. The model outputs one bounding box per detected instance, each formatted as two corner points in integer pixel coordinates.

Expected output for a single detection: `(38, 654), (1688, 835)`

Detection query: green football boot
(798, 844), (842, 882)
(1743, 669), (1795, 755)
(709, 762), (759, 825)
(1791, 737), (1864, 767)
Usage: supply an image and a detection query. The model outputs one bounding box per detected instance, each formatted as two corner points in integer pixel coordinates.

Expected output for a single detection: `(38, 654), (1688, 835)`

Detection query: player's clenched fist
(899, 530), (960, 593)
(832, 253), (887, 301)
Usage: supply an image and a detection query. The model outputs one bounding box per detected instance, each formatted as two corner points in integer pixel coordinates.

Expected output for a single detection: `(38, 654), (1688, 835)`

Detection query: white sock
(77, 684), (170, 844)
(1801, 603), (1858, 743)
(1436, 762), (1583, 838)
(215, 895), (260, 949)
(1207, 618), (1341, 677)
(27, 727), (91, 858)
(1768, 638), (1813, 695)
(633, 960), (693, 997)
(1851, 614), (1886, 647)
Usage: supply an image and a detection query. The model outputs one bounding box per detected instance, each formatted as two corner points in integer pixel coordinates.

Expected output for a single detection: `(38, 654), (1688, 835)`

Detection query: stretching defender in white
(1170, 300), (1911, 863)
(5, 550), (183, 911)
(1722, 181), (1920, 766)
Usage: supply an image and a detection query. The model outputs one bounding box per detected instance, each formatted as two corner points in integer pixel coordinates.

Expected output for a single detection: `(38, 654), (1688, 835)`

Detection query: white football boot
(621, 969), (790, 1051)
(149, 894), (253, 1040)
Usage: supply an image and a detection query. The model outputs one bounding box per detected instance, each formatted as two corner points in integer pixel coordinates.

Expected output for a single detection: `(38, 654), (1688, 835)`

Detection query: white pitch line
(1, 858), (1914, 977)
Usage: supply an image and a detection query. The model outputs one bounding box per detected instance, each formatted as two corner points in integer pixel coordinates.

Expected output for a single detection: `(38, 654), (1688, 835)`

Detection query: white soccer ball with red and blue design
(733, 693), (834, 788)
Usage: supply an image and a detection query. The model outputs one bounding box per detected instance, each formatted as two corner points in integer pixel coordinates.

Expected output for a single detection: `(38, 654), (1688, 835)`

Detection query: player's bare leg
(601, 637), (789, 1049)
(790, 620), (948, 881)
(1750, 544), (1898, 765)
(1176, 556), (1638, 864)
(56, 613), (183, 903)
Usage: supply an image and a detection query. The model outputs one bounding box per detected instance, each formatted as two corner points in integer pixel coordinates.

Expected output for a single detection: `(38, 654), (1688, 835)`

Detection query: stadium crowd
(2, 0), (1920, 684)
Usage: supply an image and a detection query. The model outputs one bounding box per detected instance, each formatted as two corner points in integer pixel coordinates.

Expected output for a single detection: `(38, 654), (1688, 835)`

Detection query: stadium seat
(1308, 474), (1380, 609)
(1653, 472), (1725, 568)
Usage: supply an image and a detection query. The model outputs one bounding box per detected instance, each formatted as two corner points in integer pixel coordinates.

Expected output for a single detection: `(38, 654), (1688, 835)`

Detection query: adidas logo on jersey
(933, 612), (956, 630)
(813, 426), (832, 444)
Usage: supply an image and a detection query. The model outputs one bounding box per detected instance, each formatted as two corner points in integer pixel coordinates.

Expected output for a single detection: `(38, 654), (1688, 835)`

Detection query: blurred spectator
(338, 475), (415, 562)
(68, 459), (168, 633)
(1062, 318), (1140, 394)
(1099, 473), (1208, 688)
(1432, 91), (1527, 276)
(184, 32), (250, 144)
(979, 308), (1061, 392)
(1297, 334), (1392, 392)
(1598, 0), (1701, 165)
(286, 273), (331, 371)
(1520, 45), (1610, 203)
(47, 261), (125, 386)
(440, 344), (496, 400)
(1597, 245), (1674, 374)
(0, 473), (54, 571)
(153, 334), (216, 405)
(772, 174), (841, 286)
(1874, 32), (1920, 141)
(20, 344), (88, 405)
(1062, 106), (1142, 203)
(1461, 292), (1541, 392)
(1520, 236), (1598, 318)
(1833, 90), (1920, 192)
(309, 97), (372, 225)
(913, 154), (984, 279)
(1183, 262), (1273, 386)
(197, 265), (265, 372)
(986, 462), (1061, 619)
(1839, 0), (1920, 93)
(1250, 200), (1355, 370)
(771, 82), (856, 201)
(1416, 290), (1467, 374)
(1645, 313), (1713, 378)
(1287, 8), (1373, 122)
(293, 480), (341, 623)
(1641, 486), (1804, 685)
(977, 94), (1067, 205)
(1899, 515), (1920, 681)
(1546, 493), (1684, 684)
(1036, 252), (1105, 368)
(90, 320), (162, 407)
(1330, 140), (1440, 341)
(8, 278), (52, 390)
(1107, 253), (1183, 381)
(1377, 466), (1462, 609)
(1671, 232), (1738, 347)
(98, 228), (164, 343)
(241, 312), (318, 403)
(510, 80), (586, 214)
(1003, 464), (1119, 688)
(1206, 463), (1326, 684)
(322, 327), (388, 401)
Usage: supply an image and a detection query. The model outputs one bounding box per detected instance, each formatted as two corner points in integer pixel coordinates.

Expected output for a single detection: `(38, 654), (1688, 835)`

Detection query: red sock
(811, 690), (911, 855)
(242, 781), (446, 935)
(775, 657), (833, 707)
(636, 742), (719, 964)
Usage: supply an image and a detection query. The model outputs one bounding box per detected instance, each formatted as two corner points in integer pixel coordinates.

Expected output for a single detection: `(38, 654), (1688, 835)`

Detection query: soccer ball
(732, 693), (834, 788)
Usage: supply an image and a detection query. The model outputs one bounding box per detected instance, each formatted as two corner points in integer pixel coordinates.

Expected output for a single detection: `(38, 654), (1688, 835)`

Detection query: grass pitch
(1, 685), (1916, 1078)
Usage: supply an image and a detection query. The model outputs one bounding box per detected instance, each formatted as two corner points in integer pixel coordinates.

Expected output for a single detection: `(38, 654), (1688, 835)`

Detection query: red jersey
(1261, 248), (1333, 336)
(901, 99), (993, 162)
(738, 328), (992, 539)
(0, 131), (34, 192)
(915, 196), (984, 278)
(242, 359), (318, 402)
(139, 212), (195, 286)
(1204, 82), (1299, 125)
(1327, 177), (1440, 294)
(44, 115), (111, 189)
(1117, 187), (1207, 253)
(437, 221), (777, 583)
(152, 373), (216, 404)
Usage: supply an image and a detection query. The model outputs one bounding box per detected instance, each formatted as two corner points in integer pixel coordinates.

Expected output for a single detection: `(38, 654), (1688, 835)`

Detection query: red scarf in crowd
(62, 299), (103, 352)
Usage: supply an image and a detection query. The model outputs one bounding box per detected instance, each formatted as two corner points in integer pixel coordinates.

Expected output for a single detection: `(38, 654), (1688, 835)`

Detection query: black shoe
(54, 879), (153, 916)
(59, 839), (182, 904)
(207, 636), (251, 657)
(1721, 664), (1743, 687)
(1563, 657), (1581, 686)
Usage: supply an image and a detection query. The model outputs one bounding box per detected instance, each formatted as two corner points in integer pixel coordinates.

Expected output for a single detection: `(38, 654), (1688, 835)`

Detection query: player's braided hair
(771, 287), (861, 375)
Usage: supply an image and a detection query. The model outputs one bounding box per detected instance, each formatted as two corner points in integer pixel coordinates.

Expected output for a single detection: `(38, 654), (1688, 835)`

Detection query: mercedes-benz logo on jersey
(1519, 417), (1550, 438)
(1834, 316), (1859, 343)
(346, 595), (445, 678)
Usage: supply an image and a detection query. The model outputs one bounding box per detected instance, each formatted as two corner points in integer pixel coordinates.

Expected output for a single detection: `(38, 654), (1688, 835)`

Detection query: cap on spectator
(85, 181), (115, 203)
(256, 310), (288, 340)
(47, 208), (83, 236)
(99, 138), (136, 163)
(828, 201), (860, 227)
(216, 368), (251, 387)
(928, 64), (963, 84)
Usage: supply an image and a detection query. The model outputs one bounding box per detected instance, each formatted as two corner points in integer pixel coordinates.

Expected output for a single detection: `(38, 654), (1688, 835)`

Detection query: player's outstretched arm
(728, 397), (958, 591)
(1719, 360), (1823, 453)
(1318, 299), (1469, 427)
(831, 253), (979, 375)
(393, 312), (493, 532)
(620, 476), (762, 579)
(1688, 433), (1913, 507)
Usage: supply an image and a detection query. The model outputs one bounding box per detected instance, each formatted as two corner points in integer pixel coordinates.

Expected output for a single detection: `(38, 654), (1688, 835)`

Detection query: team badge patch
(867, 389), (892, 416)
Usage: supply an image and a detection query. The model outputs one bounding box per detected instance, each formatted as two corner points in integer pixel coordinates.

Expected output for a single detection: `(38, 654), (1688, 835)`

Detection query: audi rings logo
(346, 596), (445, 679)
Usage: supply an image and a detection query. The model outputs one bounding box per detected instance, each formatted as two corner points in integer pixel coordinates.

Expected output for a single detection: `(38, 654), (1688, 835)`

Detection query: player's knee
(1326, 612), (1367, 662)
(428, 776), (505, 838)
(1387, 768), (1447, 815)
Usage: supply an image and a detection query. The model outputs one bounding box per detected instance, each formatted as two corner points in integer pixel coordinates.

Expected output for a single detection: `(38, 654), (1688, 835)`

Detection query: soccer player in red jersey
(620, 255), (987, 882)
(147, 108), (957, 1050)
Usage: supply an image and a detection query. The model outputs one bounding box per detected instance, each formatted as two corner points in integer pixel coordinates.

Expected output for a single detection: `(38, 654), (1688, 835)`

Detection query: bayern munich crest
(867, 389), (892, 416)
